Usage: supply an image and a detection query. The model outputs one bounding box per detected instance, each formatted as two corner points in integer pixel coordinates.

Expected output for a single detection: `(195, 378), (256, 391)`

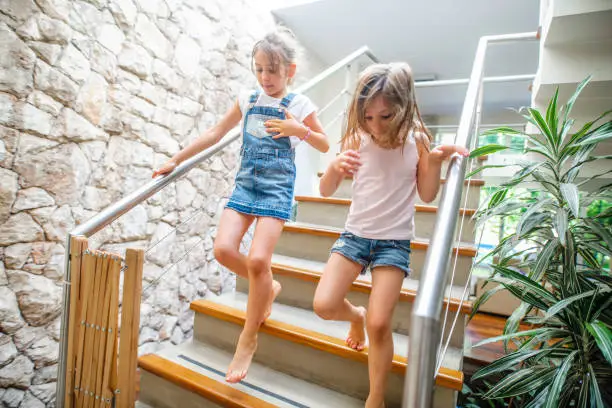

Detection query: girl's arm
(319, 143), (361, 197)
(265, 110), (330, 153)
(416, 134), (469, 203)
(153, 101), (242, 177)
(298, 111), (329, 153)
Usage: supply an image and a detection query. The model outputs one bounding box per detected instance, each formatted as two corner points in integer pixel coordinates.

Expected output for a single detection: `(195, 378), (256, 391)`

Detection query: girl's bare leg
(225, 216), (285, 383)
(313, 253), (367, 350)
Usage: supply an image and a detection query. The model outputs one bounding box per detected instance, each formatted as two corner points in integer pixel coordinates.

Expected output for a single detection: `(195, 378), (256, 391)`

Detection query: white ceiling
(273, 0), (541, 117)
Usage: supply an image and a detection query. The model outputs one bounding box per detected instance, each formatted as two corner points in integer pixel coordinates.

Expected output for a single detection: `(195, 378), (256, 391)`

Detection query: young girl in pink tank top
(314, 63), (468, 408)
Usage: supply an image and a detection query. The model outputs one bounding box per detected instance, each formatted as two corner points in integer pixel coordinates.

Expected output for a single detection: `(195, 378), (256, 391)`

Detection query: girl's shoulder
(288, 92), (313, 104)
(412, 130), (431, 157)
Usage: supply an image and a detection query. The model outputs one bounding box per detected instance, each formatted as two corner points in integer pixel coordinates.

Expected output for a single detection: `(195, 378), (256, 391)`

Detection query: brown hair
(251, 27), (299, 83)
(341, 63), (432, 150)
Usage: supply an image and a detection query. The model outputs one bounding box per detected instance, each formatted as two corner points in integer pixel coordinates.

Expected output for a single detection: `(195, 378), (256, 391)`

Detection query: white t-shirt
(238, 90), (317, 148)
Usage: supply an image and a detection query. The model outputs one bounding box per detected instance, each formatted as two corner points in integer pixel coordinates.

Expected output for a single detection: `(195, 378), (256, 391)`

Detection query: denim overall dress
(226, 91), (297, 221)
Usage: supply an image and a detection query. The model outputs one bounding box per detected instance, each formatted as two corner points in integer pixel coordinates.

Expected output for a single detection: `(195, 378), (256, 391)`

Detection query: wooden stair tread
(139, 354), (277, 408)
(316, 172), (485, 186)
(270, 260), (473, 314)
(283, 222), (478, 257)
(295, 195), (476, 216)
(191, 298), (464, 391)
(139, 341), (364, 407)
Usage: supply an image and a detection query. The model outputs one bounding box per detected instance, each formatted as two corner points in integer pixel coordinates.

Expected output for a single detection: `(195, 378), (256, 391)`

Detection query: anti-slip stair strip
(178, 354), (309, 408)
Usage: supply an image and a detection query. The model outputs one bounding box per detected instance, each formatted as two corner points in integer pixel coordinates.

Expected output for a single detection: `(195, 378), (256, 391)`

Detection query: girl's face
(254, 50), (295, 98)
(364, 96), (394, 140)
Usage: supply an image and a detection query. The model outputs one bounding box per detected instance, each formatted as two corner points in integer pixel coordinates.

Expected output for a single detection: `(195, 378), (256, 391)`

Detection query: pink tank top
(345, 132), (419, 240)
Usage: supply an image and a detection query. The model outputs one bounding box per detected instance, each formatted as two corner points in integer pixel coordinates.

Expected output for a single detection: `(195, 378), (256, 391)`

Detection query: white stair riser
(139, 371), (223, 408)
(274, 232), (473, 287)
(296, 201), (477, 242)
(332, 178), (482, 208)
(236, 275), (466, 349)
(193, 313), (457, 408)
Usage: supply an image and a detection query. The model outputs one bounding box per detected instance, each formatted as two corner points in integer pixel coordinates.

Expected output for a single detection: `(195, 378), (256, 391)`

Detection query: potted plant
(464, 76), (612, 407)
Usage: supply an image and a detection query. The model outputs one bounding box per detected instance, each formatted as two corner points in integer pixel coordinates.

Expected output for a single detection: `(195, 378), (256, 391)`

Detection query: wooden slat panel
(65, 237), (88, 408)
(74, 250), (95, 405)
(117, 248), (144, 408)
(101, 257), (121, 407)
(92, 255), (110, 408)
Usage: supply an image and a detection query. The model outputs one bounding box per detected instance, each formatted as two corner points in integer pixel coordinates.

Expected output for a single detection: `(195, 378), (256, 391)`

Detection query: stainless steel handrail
(55, 46), (379, 407)
(403, 31), (538, 408)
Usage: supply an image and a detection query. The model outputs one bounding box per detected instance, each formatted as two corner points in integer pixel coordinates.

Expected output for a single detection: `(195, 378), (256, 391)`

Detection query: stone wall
(0, 0), (321, 406)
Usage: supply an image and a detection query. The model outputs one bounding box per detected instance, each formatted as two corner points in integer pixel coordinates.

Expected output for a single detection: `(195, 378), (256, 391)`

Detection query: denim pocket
(246, 114), (276, 138)
(391, 240), (411, 252)
(279, 158), (295, 174)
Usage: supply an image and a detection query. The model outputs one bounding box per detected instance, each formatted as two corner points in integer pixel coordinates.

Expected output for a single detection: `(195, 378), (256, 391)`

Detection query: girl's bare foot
(263, 280), (282, 321)
(226, 331), (257, 383)
(346, 306), (367, 351)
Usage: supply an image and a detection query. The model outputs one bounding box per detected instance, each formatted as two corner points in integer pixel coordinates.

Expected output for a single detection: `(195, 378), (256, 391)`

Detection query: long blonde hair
(342, 63), (431, 150)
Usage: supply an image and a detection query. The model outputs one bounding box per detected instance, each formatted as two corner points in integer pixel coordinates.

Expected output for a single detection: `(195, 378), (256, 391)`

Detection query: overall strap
(249, 90), (261, 104)
(247, 90), (261, 111)
(280, 93), (296, 109)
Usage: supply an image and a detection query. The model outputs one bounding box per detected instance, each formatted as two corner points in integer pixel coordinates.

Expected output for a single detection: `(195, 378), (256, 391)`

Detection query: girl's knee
(313, 296), (339, 320)
(246, 254), (270, 275)
(213, 241), (236, 265)
(366, 315), (392, 340)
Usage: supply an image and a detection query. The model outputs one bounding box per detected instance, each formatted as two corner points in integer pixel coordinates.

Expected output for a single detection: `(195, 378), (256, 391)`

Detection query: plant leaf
(532, 169), (562, 199)
(584, 219), (612, 252)
(492, 265), (557, 303)
(472, 349), (546, 381)
(469, 144), (509, 159)
(481, 127), (524, 136)
(529, 238), (559, 282)
(540, 288), (604, 323)
(590, 291), (612, 322)
(525, 146), (557, 163)
(528, 108), (557, 152)
(469, 284), (507, 320)
(588, 364), (605, 407)
(546, 87), (559, 145)
(586, 321), (612, 366)
(560, 183), (580, 218)
(516, 198), (553, 237)
(525, 387), (550, 408)
(474, 327), (556, 348)
(562, 75), (592, 126)
(575, 121), (612, 147)
(503, 283), (550, 311)
(555, 208), (568, 246)
(488, 188), (508, 209)
(562, 109), (612, 155)
(560, 154), (612, 183)
(582, 240), (612, 258)
(465, 164), (506, 179)
(484, 367), (557, 399)
(544, 350), (578, 408)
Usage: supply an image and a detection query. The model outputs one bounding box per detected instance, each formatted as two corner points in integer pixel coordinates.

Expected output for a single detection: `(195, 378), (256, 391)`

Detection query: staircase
(136, 172), (482, 407)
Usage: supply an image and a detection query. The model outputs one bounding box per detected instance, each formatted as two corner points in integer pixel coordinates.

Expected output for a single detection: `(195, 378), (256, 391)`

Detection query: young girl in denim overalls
(153, 29), (329, 383)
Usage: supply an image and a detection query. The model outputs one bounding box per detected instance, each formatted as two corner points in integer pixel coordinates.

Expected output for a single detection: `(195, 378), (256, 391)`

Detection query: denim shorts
(330, 231), (412, 277)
